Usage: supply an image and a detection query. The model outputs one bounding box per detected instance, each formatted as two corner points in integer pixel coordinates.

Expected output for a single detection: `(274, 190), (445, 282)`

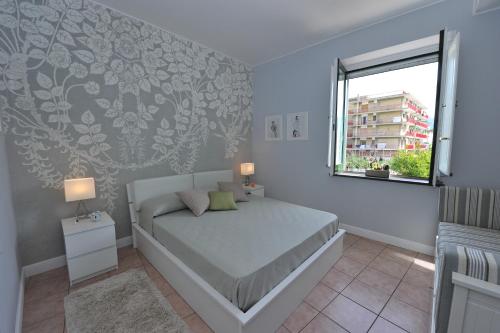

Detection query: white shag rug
(64, 269), (190, 333)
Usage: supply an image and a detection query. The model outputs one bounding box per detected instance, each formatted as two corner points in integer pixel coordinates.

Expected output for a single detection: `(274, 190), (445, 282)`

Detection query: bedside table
(61, 212), (118, 285)
(243, 184), (265, 197)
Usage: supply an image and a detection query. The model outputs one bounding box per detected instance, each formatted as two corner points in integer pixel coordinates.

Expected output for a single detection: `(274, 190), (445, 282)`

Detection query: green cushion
(208, 191), (238, 211)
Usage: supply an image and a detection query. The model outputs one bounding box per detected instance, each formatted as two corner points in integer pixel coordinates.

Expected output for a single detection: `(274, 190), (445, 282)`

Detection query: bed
(127, 170), (345, 333)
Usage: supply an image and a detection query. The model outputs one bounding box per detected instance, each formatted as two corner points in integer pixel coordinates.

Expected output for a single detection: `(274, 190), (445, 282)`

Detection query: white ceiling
(94, 0), (443, 66)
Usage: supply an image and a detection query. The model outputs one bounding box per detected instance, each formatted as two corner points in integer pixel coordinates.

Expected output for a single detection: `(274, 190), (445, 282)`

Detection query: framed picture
(265, 114), (283, 141)
(287, 112), (308, 141)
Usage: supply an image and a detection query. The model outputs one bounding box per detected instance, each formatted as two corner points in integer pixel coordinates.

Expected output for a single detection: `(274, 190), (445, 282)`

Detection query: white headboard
(127, 170), (234, 224)
(194, 170), (233, 190)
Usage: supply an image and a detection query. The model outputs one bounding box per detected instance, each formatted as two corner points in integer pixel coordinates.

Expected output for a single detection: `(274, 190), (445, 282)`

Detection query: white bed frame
(446, 272), (500, 333)
(127, 170), (345, 333)
(431, 236), (500, 333)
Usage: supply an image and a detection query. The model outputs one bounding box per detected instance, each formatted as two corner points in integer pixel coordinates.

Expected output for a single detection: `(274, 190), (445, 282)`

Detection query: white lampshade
(240, 163), (255, 176)
(64, 178), (96, 202)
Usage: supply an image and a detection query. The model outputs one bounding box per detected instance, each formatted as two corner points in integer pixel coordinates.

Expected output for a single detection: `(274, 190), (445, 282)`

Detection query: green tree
(390, 149), (432, 178)
(346, 155), (370, 170)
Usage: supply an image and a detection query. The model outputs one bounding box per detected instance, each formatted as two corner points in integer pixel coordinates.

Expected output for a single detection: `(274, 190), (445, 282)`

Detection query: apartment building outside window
(327, 30), (460, 185)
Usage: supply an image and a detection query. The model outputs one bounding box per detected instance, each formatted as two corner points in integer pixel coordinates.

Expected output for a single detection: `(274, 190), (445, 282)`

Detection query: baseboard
(15, 269), (24, 333)
(340, 223), (435, 255)
(22, 235), (133, 277)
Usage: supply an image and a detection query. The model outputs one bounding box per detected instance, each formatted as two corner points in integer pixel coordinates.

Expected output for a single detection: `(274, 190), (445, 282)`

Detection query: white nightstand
(61, 212), (118, 285)
(243, 184), (265, 197)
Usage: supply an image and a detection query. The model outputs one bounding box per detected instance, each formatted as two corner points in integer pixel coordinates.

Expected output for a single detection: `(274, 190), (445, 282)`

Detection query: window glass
(336, 61), (439, 183)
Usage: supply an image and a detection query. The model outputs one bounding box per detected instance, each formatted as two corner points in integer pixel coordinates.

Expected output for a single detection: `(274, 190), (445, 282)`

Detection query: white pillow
(138, 193), (187, 234)
(176, 190), (210, 217)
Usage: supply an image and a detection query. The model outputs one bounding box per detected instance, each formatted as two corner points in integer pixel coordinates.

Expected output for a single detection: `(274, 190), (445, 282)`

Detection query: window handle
(439, 137), (450, 141)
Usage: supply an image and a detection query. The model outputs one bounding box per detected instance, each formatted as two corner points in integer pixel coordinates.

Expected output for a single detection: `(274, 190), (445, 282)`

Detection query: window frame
(330, 48), (444, 186)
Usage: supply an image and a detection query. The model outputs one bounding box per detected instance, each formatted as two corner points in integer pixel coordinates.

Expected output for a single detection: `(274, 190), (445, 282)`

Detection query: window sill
(334, 171), (430, 185)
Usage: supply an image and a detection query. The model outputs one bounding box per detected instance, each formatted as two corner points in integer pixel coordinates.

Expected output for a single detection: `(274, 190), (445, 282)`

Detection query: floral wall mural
(0, 0), (252, 264)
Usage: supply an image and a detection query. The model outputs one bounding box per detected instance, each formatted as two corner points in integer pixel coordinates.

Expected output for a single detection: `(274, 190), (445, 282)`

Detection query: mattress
(151, 195), (338, 311)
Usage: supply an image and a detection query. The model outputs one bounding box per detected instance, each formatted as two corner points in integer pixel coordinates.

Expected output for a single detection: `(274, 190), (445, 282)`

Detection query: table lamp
(64, 177), (96, 222)
(240, 163), (255, 186)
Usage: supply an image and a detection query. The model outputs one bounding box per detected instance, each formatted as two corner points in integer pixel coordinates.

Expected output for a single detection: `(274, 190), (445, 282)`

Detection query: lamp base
(74, 200), (90, 222)
(244, 175), (250, 186)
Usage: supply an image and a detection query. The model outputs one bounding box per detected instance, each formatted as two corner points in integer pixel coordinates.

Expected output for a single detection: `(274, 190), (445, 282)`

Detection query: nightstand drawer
(65, 225), (116, 259)
(67, 246), (117, 283)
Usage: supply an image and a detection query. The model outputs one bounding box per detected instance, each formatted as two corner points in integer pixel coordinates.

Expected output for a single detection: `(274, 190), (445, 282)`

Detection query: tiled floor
(22, 233), (434, 333)
(22, 246), (213, 333)
(279, 234), (434, 333)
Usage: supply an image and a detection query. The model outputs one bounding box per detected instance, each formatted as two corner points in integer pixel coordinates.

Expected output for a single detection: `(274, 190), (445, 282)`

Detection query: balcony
(348, 129), (403, 138)
(347, 143), (399, 150)
(405, 131), (428, 139)
(406, 118), (429, 128)
(349, 103), (403, 113)
(368, 103), (403, 112)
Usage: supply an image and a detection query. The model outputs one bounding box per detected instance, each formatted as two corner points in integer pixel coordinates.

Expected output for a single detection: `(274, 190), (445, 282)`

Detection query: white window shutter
(434, 29), (460, 184)
(328, 58), (347, 176)
(327, 59), (338, 174)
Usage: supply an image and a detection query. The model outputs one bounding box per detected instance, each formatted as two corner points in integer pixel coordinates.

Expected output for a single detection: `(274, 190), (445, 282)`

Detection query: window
(328, 30), (460, 185)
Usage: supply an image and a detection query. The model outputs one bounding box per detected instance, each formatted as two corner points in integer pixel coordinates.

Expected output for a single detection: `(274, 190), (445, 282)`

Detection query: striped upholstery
(438, 186), (500, 229)
(456, 246), (499, 282)
(434, 222), (500, 332)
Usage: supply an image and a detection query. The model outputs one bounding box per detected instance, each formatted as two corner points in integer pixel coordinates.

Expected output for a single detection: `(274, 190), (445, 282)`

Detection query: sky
(348, 62), (439, 119)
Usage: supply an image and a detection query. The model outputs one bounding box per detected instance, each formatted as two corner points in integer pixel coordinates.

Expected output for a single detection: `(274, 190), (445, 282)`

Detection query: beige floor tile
(23, 293), (65, 327)
(333, 256), (366, 277)
(304, 282), (338, 311)
(345, 233), (360, 242)
(381, 297), (431, 333)
(343, 234), (360, 247)
(167, 292), (194, 318)
(379, 246), (416, 266)
(26, 266), (68, 286)
(114, 253), (143, 274)
(24, 274), (69, 303)
(394, 281), (433, 313)
(152, 275), (175, 297)
(321, 268), (354, 292)
(368, 256), (409, 279)
(344, 246), (378, 265)
(283, 302), (318, 333)
(356, 267), (401, 295)
(142, 259), (164, 281)
(184, 314), (214, 333)
(416, 252), (435, 263)
(322, 295), (377, 333)
(352, 239), (386, 255)
(22, 313), (65, 333)
(301, 313), (347, 333)
(369, 317), (406, 333)
(275, 325), (291, 333)
(403, 266), (434, 289)
(412, 256), (436, 273)
(386, 245), (417, 257)
(117, 245), (137, 259)
(342, 279), (391, 314)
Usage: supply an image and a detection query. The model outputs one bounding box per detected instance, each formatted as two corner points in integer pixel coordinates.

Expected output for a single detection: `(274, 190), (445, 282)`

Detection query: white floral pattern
(0, 0), (252, 212)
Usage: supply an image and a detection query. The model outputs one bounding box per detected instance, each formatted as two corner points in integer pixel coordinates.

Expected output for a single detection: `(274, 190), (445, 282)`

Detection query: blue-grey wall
(252, 0), (500, 247)
(0, 134), (20, 333)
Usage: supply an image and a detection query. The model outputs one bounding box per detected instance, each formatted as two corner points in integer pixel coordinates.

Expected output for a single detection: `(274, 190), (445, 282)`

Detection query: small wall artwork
(265, 115), (283, 141)
(287, 112), (309, 141)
